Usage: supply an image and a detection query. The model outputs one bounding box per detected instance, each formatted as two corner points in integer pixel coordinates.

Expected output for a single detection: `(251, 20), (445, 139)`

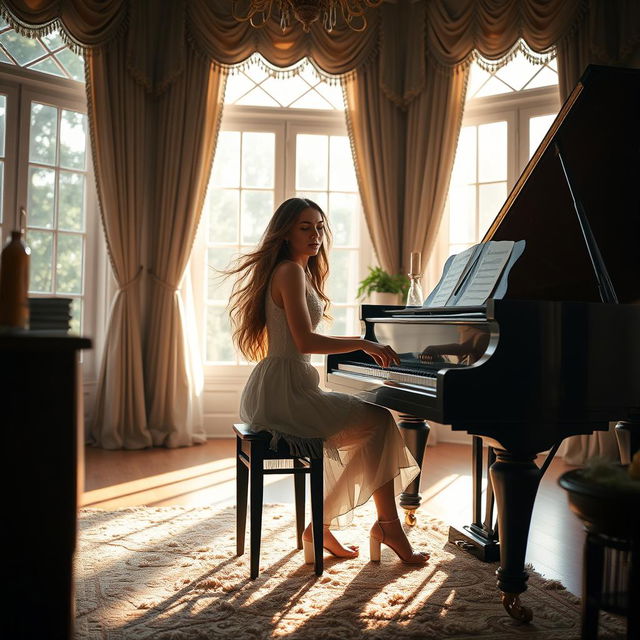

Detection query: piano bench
(233, 423), (324, 579)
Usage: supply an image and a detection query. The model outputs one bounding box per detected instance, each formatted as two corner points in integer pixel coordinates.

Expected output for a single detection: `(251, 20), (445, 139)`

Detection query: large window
(200, 56), (369, 366)
(26, 101), (89, 333)
(0, 23), (99, 341)
(445, 47), (560, 258)
(0, 19), (84, 82)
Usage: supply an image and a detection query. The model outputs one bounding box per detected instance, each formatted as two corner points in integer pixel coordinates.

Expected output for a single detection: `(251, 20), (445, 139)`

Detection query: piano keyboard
(337, 362), (438, 389)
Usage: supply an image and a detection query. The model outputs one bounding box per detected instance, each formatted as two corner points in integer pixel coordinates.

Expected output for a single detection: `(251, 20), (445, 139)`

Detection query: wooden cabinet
(1, 334), (91, 640)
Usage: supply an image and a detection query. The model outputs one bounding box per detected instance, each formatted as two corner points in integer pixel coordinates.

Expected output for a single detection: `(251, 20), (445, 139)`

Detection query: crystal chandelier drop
(232, 0), (383, 33)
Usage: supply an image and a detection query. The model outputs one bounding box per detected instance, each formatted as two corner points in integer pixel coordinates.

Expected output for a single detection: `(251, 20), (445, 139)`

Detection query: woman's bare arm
(273, 262), (399, 367)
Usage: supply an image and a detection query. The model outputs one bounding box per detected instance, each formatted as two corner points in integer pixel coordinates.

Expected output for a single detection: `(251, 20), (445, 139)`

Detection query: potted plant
(357, 266), (409, 305)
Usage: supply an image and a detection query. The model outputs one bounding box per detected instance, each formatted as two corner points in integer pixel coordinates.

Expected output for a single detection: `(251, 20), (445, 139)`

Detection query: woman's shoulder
(272, 260), (305, 281)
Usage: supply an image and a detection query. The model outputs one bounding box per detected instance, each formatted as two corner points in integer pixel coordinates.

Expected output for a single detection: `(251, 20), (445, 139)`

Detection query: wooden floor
(82, 440), (585, 596)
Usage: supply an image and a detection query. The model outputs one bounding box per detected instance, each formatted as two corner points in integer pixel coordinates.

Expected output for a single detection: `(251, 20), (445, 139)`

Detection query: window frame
(443, 84), (561, 260)
(0, 61), (105, 381)
(195, 103), (373, 380)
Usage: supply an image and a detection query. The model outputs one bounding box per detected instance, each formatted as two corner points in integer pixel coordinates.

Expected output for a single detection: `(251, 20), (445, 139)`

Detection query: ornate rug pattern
(75, 504), (624, 639)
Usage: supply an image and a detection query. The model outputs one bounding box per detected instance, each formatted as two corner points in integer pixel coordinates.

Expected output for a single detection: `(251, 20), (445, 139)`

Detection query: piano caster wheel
(501, 592), (533, 623)
(404, 509), (417, 527)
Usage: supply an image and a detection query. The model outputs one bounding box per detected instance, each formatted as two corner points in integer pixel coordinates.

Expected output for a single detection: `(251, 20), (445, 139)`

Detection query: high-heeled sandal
(302, 526), (359, 563)
(369, 518), (429, 564)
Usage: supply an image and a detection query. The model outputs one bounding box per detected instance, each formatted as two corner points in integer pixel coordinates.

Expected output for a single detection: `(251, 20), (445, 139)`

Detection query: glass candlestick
(406, 275), (424, 307)
(406, 251), (423, 307)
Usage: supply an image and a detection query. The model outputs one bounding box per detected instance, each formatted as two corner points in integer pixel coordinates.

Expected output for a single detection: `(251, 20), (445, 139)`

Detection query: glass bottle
(0, 208), (30, 329)
(406, 251), (423, 307)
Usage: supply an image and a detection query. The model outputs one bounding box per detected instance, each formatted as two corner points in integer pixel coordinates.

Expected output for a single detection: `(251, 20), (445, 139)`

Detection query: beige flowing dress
(239, 271), (420, 528)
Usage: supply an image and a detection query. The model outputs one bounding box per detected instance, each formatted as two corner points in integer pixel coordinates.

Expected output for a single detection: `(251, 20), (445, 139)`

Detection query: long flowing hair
(223, 198), (332, 362)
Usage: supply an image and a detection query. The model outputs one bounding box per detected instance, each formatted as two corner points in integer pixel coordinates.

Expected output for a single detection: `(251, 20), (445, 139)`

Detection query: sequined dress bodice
(265, 273), (323, 362)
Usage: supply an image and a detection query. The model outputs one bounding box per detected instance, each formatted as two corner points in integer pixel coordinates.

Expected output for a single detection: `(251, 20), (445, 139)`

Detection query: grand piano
(326, 65), (640, 621)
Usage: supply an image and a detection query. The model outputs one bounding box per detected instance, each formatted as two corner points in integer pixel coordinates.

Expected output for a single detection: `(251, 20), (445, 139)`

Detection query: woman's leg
(301, 524), (359, 557)
(372, 479), (428, 561)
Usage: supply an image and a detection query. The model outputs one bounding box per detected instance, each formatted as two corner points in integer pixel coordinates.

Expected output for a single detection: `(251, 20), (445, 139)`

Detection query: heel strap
(377, 517), (400, 525)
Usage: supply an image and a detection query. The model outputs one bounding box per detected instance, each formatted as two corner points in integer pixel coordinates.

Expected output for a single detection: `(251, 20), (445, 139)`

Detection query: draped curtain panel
(144, 48), (226, 448)
(402, 57), (468, 269)
(3, 0), (638, 454)
(84, 39), (150, 450)
(342, 57), (406, 275)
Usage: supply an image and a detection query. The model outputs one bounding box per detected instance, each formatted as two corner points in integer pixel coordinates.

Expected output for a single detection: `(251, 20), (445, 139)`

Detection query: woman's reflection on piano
(419, 326), (490, 366)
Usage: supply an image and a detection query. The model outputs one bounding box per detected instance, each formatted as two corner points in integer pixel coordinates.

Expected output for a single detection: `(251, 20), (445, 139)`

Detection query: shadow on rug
(75, 504), (624, 639)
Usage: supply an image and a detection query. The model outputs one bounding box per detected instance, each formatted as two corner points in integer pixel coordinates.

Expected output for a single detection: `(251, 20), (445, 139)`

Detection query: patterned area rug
(75, 504), (624, 639)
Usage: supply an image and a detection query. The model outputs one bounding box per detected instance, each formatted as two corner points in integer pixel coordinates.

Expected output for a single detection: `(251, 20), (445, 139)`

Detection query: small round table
(559, 469), (639, 640)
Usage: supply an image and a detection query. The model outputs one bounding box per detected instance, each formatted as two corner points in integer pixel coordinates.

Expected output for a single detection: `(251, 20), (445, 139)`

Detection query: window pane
(327, 249), (357, 304)
(41, 32), (66, 50)
(261, 74), (311, 107)
(28, 166), (56, 228)
(55, 48), (84, 82)
(329, 136), (357, 191)
(60, 110), (86, 170)
(69, 297), (82, 335)
(327, 306), (348, 336)
(0, 31), (46, 65)
(241, 190), (273, 244)
(224, 73), (255, 103)
(449, 185), (476, 244)
(495, 53), (541, 91)
(27, 230), (53, 292)
(236, 87), (279, 107)
(296, 134), (328, 190)
(58, 171), (85, 231)
(211, 131), (240, 188)
(451, 126), (476, 185)
(467, 65), (491, 99)
(206, 305), (235, 362)
(207, 246), (237, 300)
(529, 114), (555, 158)
(525, 66), (558, 90)
(207, 188), (239, 243)
(315, 82), (345, 110)
(478, 182), (507, 238)
(29, 102), (58, 166)
(29, 58), (65, 78)
(56, 233), (83, 294)
(329, 192), (358, 247)
(449, 242), (474, 256)
(478, 121), (507, 182)
(475, 76), (512, 98)
(290, 91), (333, 110)
(296, 191), (327, 213)
(0, 94), (5, 156)
(241, 132), (274, 188)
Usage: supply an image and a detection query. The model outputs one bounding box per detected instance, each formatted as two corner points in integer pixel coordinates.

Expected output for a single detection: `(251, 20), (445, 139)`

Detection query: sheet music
(455, 241), (514, 306)
(428, 245), (478, 307)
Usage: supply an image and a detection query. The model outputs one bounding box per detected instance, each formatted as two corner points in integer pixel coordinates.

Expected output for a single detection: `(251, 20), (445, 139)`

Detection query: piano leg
(490, 448), (541, 623)
(397, 413), (430, 526)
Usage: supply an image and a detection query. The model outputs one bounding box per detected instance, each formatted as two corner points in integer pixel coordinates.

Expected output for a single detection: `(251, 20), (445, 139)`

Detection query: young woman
(227, 197), (428, 564)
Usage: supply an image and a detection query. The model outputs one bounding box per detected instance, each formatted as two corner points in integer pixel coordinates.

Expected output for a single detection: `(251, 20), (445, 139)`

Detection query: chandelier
(232, 0), (383, 33)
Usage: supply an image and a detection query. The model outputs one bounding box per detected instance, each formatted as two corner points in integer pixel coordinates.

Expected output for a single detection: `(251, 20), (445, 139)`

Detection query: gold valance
(2, 1), (638, 102)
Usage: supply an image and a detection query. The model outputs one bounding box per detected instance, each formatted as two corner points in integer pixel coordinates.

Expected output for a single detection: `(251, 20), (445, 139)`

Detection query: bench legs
(310, 457), (324, 576)
(250, 453), (264, 580)
(236, 441), (249, 557)
(294, 458), (305, 550)
(235, 435), (323, 579)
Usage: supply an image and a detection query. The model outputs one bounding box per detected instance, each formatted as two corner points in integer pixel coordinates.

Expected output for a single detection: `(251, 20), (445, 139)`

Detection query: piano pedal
(448, 524), (500, 563)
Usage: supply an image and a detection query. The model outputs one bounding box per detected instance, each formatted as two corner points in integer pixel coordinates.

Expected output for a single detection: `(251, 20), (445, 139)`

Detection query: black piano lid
(482, 65), (640, 305)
